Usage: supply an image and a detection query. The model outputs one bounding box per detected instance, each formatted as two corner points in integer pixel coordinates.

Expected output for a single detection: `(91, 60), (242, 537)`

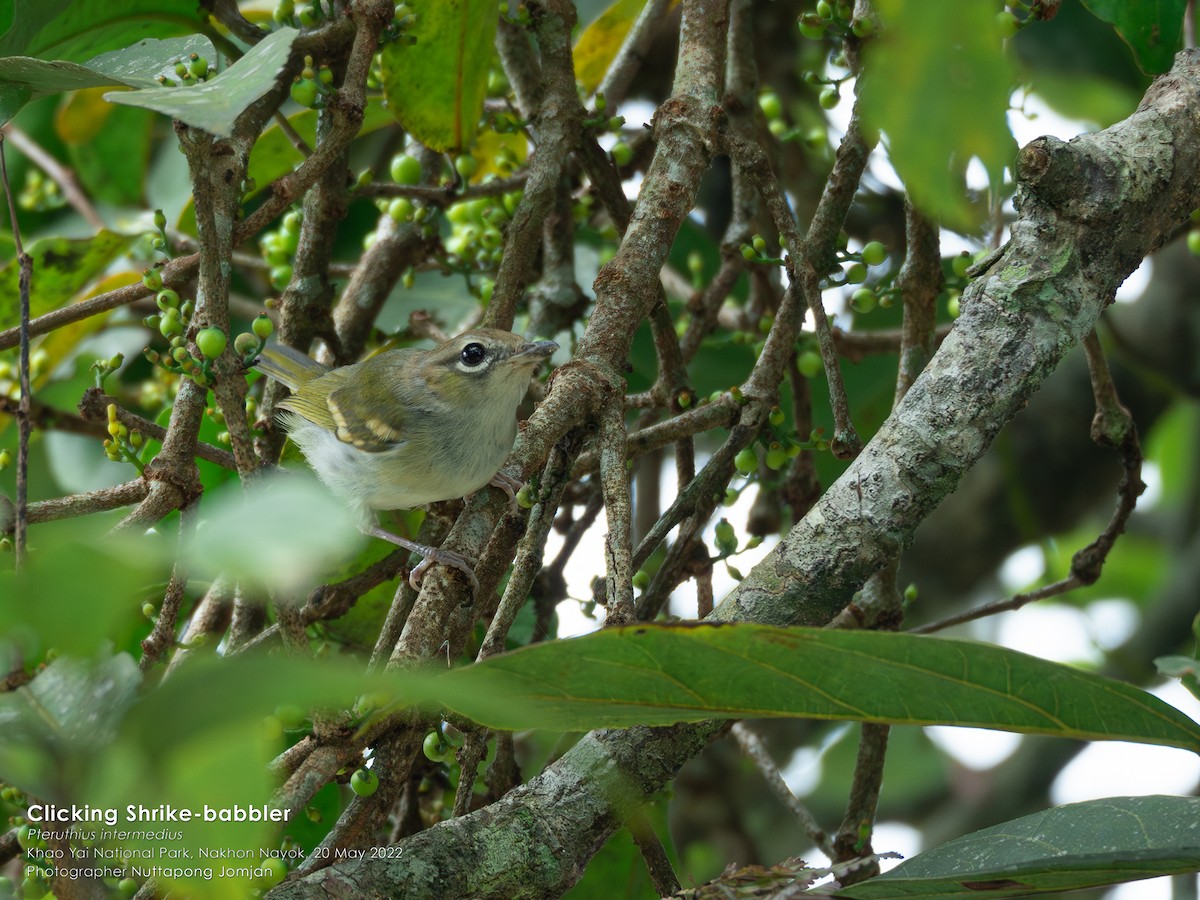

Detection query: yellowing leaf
(380, 0), (498, 152)
(573, 0), (651, 95)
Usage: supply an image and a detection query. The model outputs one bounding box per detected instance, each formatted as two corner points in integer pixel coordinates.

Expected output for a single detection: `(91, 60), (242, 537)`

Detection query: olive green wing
(279, 350), (421, 453)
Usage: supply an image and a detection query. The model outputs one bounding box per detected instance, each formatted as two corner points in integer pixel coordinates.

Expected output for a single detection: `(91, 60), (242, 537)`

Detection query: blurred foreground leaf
(861, 0), (1017, 229)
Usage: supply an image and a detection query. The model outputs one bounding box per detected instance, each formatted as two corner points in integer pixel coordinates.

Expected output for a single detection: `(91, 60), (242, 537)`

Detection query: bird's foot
(364, 525), (479, 592)
(489, 470), (524, 511)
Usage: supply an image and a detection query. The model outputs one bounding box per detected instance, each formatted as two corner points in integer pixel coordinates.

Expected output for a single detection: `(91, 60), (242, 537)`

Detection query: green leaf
(835, 795), (1200, 898)
(104, 28), (297, 138)
(0, 0), (209, 121)
(0, 229), (133, 320)
(0, 654), (140, 799)
(860, 0), (1018, 230)
(1078, 0), (1186, 75)
(380, 0), (498, 152)
(0, 520), (164, 659)
(0, 0), (206, 61)
(420, 625), (1200, 751)
(573, 0), (650, 95)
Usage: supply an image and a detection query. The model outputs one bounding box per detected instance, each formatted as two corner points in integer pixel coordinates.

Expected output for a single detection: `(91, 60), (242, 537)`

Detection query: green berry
(851, 16), (875, 38)
(390, 153), (422, 185)
(723, 488), (738, 506)
(741, 244), (758, 261)
(422, 731), (452, 762)
(819, 87), (840, 109)
(765, 445), (787, 470)
(851, 288), (877, 313)
(282, 210), (302, 234)
(861, 241), (887, 266)
(798, 13), (827, 40)
(1187, 230), (1200, 256)
(515, 484), (535, 509)
(752, 234), (768, 254)
(611, 141), (633, 166)
(234, 332), (258, 355)
(734, 446), (758, 475)
(758, 91), (782, 120)
(270, 264), (294, 289)
(996, 10), (1020, 38)
(455, 154), (479, 179)
(189, 55), (208, 79)
(632, 570), (650, 590)
(350, 767), (380, 796)
(904, 583), (918, 604)
(845, 262), (867, 284)
(142, 268), (163, 291)
(951, 250), (973, 278)
(257, 857), (288, 888)
(769, 406), (786, 426)
(388, 197), (415, 222)
(714, 518), (737, 554)
(195, 327), (227, 359)
(947, 292), (961, 318)
(797, 350), (822, 378)
(290, 76), (319, 108)
(156, 289), (180, 310)
(816, 0), (833, 18)
(252, 314), (275, 340)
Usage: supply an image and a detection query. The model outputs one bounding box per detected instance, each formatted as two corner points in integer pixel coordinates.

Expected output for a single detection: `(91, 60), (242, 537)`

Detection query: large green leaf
(0, 0), (208, 122)
(835, 795), (1200, 898)
(0, 35), (214, 126)
(860, 0), (1017, 230)
(419, 625), (1200, 750)
(380, 0), (498, 152)
(105, 28), (297, 138)
(0, 229), (133, 320)
(1079, 0), (1186, 74)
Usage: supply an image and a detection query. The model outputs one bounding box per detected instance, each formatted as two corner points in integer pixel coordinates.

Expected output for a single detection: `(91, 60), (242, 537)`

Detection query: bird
(253, 328), (558, 590)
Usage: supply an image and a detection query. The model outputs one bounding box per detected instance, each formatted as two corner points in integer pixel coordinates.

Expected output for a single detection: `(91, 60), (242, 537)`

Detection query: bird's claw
(408, 547), (479, 593)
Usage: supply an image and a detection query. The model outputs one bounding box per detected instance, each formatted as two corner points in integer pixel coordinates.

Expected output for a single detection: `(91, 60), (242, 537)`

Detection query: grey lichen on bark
(267, 47), (1200, 900)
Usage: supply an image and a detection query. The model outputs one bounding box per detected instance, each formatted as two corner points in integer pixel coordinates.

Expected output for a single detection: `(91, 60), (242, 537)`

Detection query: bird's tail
(254, 344), (327, 390)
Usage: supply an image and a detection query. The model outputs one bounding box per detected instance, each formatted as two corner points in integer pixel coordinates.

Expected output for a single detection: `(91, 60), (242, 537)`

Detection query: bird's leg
(488, 470), (524, 511)
(362, 524), (479, 592)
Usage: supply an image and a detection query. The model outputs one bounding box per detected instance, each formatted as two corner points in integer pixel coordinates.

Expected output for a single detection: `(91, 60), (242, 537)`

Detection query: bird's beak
(514, 340), (558, 364)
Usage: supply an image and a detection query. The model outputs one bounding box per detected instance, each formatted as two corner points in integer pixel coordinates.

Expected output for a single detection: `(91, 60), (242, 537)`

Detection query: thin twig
(0, 133), (32, 566)
(1, 124), (106, 231)
(732, 723), (834, 858)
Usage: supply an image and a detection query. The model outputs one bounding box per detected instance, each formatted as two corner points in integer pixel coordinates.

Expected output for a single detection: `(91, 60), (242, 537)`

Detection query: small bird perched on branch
(254, 329), (558, 590)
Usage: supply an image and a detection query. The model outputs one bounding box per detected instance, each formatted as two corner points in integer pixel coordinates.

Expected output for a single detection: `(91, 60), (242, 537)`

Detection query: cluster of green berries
(160, 52), (214, 88)
(150, 208), (170, 256)
(843, 239), (891, 313)
(798, 1), (874, 42)
(758, 91), (823, 148)
(289, 56), (335, 109)
(741, 233), (787, 266)
(443, 192), (519, 272)
(260, 209), (302, 290)
(16, 168), (64, 212)
(103, 402), (145, 468)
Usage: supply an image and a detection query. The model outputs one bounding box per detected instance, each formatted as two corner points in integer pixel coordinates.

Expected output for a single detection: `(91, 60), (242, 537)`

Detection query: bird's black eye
(460, 342), (488, 367)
